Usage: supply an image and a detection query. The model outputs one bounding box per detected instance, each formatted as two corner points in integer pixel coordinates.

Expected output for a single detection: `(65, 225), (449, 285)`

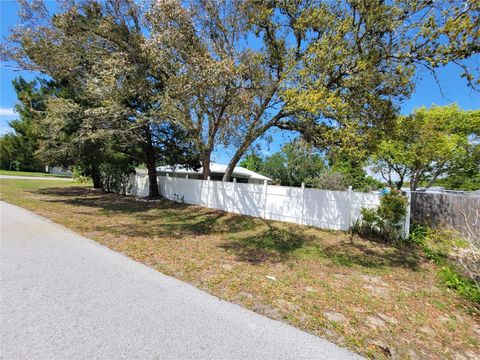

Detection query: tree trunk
(145, 146), (160, 199)
(143, 126), (160, 198)
(90, 165), (102, 189)
(410, 171), (420, 192)
(222, 110), (286, 182)
(202, 154), (211, 179)
(222, 141), (251, 182)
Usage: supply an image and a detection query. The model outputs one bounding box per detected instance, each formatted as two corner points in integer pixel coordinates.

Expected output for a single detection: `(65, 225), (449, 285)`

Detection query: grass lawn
(1, 179), (478, 359)
(0, 170), (71, 178)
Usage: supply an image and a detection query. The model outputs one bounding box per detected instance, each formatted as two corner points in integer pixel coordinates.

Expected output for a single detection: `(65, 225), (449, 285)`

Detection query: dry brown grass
(1, 179), (479, 359)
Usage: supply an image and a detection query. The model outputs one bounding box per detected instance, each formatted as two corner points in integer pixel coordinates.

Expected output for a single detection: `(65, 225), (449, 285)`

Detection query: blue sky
(1, 0), (479, 164)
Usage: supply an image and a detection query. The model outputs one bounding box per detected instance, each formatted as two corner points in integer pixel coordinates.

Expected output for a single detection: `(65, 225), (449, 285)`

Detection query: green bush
(98, 152), (136, 194)
(439, 266), (480, 305)
(305, 170), (348, 191)
(408, 223), (428, 245)
(351, 190), (408, 243)
(72, 166), (90, 183)
(408, 224), (443, 262)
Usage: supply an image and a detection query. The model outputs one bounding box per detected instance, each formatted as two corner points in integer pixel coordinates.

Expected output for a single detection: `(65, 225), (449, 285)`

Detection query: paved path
(0, 201), (361, 360)
(0, 175), (72, 181)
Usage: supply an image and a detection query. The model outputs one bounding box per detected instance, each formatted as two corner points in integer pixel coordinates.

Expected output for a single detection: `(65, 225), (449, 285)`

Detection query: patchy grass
(0, 170), (71, 178)
(1, 179), (479, 359)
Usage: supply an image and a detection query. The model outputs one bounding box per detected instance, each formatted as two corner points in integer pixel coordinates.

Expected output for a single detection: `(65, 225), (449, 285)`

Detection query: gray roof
(156, 162), (272, 181)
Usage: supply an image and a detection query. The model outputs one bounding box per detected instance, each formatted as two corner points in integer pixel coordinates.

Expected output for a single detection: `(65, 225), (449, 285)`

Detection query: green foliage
(439, 267), (480, 305)
(241, 140), (384, 191)
(304, 170), (348, 191)
(408, 224), (479, 305)
(330, 159), (383, 192)
(260, 141), (325, 186)
(371, 104), (480, 190)
(434, 144), (480, 191)
(100, 155), (135, 195)
(351, 190), (408, 243)
(239, 152), (263, 172)
(408, 224), (445, 263)
(72, 166), (90, 184)
(3, 0), (479, 193)
(0, 77), (52, 172)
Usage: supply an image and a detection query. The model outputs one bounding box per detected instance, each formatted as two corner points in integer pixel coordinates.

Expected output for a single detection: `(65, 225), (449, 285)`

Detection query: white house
(45, 165), (72, 177)
(155, 162), (271, 184)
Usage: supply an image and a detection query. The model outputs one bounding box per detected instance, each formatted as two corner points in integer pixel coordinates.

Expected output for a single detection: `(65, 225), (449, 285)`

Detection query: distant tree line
(239, 141), (383, 192)
(1, 0), (479, 197)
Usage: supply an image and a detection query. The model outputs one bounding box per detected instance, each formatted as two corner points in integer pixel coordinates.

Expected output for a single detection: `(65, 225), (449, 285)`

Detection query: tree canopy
(371, 104), (480, 191)
(0, 77), (52, 172)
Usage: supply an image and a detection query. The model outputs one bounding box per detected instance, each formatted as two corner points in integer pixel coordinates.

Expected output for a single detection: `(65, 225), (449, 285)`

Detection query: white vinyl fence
(129, 173), (410, 235)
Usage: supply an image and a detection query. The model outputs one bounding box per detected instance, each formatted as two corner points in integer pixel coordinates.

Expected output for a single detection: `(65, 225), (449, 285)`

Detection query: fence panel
(303, 188), (349, 230)
(411, 192), (479, 240)
(234, 182), (265, 217)
(129, 174), (404, 234)
(264, 185), (303, 224)
(350, 192), (381, 227)
(209, 180), (235, 212)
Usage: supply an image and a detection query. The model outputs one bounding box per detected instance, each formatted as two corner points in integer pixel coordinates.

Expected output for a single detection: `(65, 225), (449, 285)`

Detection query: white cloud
(0, 108), (17, 116)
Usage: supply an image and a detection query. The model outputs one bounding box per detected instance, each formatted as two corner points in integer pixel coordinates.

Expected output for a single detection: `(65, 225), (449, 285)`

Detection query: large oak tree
(150, 0), (479, 180)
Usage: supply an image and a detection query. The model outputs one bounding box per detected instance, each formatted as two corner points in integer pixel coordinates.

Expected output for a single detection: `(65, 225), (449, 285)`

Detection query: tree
(260, 140), (325, 186)
(150, 0), (479, 182)
(329, 157), (383, 192)
(0, 77), (54, 172)
(435, 144), (480, 191)
(239, 151), (263, 173)
(40, 95), (124, 188)
(371, 105), (480, 191)
(2, 0), (200, 196)
(0, 127), (43, 172)
(304, 170), (349, 191)
(281, 0), (480, 151)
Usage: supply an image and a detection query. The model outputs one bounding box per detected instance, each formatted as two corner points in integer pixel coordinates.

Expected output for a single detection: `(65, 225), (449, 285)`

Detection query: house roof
(156, 162), (272, 181)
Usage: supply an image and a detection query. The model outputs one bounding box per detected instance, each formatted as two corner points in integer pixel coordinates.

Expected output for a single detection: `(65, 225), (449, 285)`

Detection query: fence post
(207, 176), (211, 207)
(164, 173), (169, 200)
(403, 192), (411, 239)
(263, 179), (268, 219)
(301, 182), (306, 225)
(346, 186), (353, 230)
(232, 178), (237, 213)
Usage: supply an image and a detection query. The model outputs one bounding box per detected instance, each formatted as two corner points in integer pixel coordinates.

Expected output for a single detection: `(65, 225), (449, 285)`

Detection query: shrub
(408, 223), (428, 245)
(351, 190), (408, 243)
(72, 166), (90, 183)
(409, 224), (479, 305)
(100, 154), (135, 195)
(439, 266), (480, 305)
(305, 170), (348, 191)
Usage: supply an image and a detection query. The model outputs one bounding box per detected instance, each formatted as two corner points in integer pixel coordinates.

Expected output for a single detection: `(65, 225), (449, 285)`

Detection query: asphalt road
(0, 201), (361, 360)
